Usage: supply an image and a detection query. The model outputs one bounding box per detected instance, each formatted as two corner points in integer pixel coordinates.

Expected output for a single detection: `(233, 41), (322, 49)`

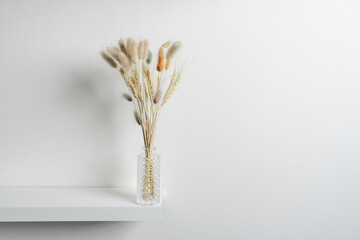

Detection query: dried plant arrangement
(101, 38), (183, 205)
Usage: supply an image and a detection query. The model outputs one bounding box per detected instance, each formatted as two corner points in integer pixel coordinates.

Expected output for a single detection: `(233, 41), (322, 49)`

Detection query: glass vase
(137, 148), (160, 206)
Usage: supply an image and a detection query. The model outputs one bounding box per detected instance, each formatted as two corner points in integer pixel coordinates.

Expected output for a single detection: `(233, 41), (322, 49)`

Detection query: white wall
(1, 0), (360, 239)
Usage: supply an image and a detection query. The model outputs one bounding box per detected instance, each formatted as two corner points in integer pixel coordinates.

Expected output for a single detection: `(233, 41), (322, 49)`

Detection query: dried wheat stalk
(143, 63), (155, 97)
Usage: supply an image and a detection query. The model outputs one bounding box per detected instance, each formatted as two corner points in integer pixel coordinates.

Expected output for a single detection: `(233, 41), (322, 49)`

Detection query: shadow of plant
(60, 65), (134, 187)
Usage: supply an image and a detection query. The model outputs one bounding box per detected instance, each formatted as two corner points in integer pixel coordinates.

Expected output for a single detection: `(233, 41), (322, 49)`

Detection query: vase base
(136, 197), (160, 206)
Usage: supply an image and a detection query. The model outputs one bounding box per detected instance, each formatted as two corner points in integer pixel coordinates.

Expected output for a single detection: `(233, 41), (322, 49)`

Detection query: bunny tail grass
(119, 52), (132, 70)
(166, 41), (181, 60)
(143, 40), (149, 60)
(106, 47), (121, 62)
(128, 38), (138, 62)
(118, 38), (130, 58)
(101, 51), (117, 68)
(138, 41), (144, 60)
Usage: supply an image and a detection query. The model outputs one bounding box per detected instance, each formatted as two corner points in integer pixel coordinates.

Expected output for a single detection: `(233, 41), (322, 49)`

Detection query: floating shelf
(0, 187), (162, 222)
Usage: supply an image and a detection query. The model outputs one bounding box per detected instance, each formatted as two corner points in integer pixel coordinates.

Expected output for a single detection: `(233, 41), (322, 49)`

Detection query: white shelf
(0, 187), (162, 222)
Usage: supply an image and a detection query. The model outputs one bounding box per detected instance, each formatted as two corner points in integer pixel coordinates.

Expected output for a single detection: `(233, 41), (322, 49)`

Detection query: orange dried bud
(162, 41), (171, 48)
(156, 47), (164, 72)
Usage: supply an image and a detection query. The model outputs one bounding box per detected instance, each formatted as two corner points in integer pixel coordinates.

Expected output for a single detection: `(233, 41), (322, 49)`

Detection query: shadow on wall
(60, 65), (131, 186)
(0, 67), (145, 238)
(0, 221), (139, 240)
(64, 66), (120, 128)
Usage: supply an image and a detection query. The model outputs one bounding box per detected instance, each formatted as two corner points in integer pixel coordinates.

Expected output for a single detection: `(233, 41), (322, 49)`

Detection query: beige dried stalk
(143, 77), (149, 103)
(157, 75), (161, 92)
(120, 67), (137, 98)
(133, 67), (141, 92)
(162, 71), (181, 106)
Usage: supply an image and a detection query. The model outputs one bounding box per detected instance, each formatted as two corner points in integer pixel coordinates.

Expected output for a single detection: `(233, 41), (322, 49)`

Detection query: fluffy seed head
(106, 47), (120, 62)
(119, 52), (132, 70)
(101, 51), (117, 68)
(128, 39), (138, 62)
(143, 40), (149, 60)
(107, 47), (120, 56)
(127, 38), (134, 51)
(138, 41), (144, 59)
(166, 41), (181, 60)
(118, 39), (128, 55)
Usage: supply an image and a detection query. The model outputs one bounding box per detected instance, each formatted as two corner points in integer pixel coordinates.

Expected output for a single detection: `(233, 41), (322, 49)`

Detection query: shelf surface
(0, 187), (162, 222)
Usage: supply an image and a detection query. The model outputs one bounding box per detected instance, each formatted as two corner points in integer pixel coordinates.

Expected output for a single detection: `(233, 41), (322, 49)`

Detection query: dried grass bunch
(101, 38), (183, 200)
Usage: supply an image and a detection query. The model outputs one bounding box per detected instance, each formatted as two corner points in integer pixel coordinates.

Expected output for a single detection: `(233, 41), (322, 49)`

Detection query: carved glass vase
(137, 148), (160, 205)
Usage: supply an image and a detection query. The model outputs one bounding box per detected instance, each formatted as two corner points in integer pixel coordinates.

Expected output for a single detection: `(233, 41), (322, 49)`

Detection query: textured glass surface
(137, 151), (160, 206)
